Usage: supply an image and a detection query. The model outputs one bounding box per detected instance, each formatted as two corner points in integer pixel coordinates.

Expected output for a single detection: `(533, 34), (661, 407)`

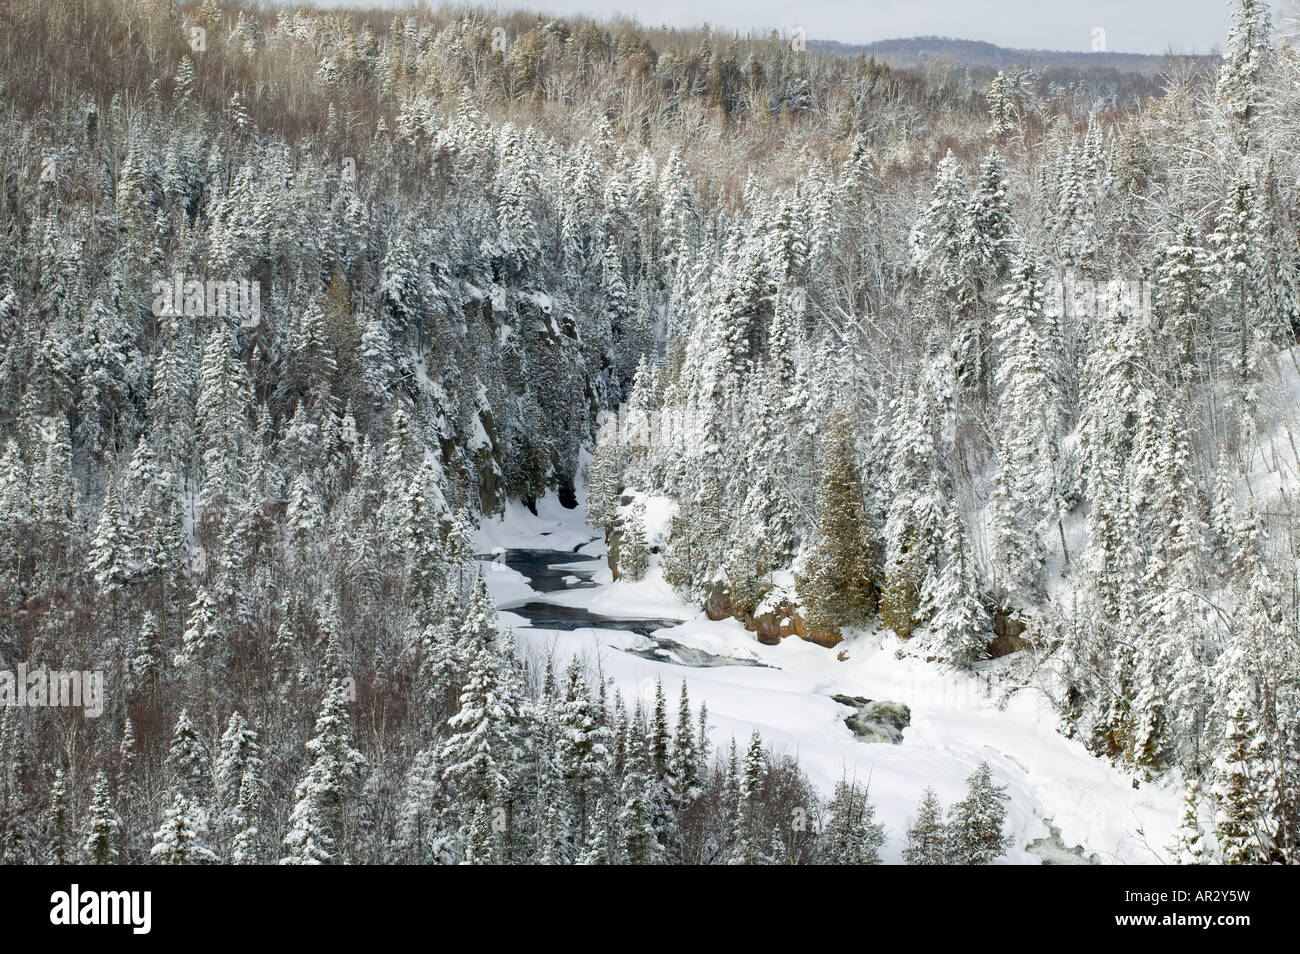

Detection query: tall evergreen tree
(947, 762), (1011, 865)
(903, 787), (948, 864)
(798, 413), (879, 639)
(282, 681), (368, 865)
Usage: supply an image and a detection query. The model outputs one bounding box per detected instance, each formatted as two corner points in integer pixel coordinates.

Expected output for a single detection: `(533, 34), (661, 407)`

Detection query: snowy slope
(476, 494), (1182, 865)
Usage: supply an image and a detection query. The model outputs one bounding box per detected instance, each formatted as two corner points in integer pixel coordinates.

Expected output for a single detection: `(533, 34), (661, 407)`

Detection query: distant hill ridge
(810, 35), (1218, 75)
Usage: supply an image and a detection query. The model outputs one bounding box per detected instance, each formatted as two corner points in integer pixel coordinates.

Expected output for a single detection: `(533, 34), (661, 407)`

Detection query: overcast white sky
(321, 0), (1260, 55)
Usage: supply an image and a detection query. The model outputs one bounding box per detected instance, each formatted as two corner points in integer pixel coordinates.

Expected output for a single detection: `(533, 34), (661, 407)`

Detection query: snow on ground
(617, 491), (678, 548)
(475, 495), (1181, 865)
(474, 495), (601, 553)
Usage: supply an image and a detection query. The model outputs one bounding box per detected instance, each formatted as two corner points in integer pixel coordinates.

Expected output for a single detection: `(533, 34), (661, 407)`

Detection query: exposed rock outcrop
(702, 581), (840, 647)
(607, 527), (624, 581)
(1026, 818), (1102, 865)
(832, 694), (911, 744)
(988, 608), (1031, 658)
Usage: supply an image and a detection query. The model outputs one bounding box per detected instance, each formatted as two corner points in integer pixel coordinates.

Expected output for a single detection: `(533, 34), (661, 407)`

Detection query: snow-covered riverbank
(476, 494), (1182, 864)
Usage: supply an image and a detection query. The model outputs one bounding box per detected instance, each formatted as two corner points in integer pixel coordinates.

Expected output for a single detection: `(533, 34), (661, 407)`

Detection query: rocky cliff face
(700, 580), (842, 647)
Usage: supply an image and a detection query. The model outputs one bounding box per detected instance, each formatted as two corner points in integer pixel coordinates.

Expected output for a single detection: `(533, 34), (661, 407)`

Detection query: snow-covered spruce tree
(534, 661), (571, 853)
(1209, 176), (1269, 417)
(622, 356), (658, 491)
(82, 771), (120, 865)
(878, 366), (951, 642)
(727, 731), (769, 865)
(669, 681), (704, 816)
(215, 711), (263, 862)
(645, 680), (681, 855)
(151, 792), (220, 865)
(985, 71), (1019, 138)
(1171, 778), (1208, 865)
(177, 587), (222, 693)
(927, 502), (993, 668)
(969, 147), (1014, 284)
(89, 475), (138, 596)
(495, 124), (541, 276)
(903, 787), (948, 864)
(911, 153), (977, 380)
(658, 149), (700, 293)
(618, 500), (650, 582)
(964, 145), (1018, 393)
(114, 719), (144, 863)
(819, 779), (885, 864)
(0, 439), (30, 580)
(400, 459), (451, 611)
(395, 749), (453, 865)
(1156, 221), (1214, 372)
(555, 659), (612, 843)
(1216, 0), (1274, 150)
(946, 762), (1012, 865)
(726, 388), (792, 612)
(1075, 289), (1149, 762)
(42, 768), (70, 865)
(615, 717), (663, 865)
(1133, 414), (1207, 774)
(282, 680), (368, 865)
(990, 249), (1058, 603)
(439, 644), (526, 863)
(1211, 685), (1268, 865)
(578, 793), (613, 865)
(586, 415), (624, 539)
(1214, 508), (1297, 858)
(797, 412), (879, 641)
(194, 324), (250, 532)
(164, 709), (209, 802)
(660, 464), (730, 604)
(1054, 140), (1097, 267)
(228, 768), (263, 866)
